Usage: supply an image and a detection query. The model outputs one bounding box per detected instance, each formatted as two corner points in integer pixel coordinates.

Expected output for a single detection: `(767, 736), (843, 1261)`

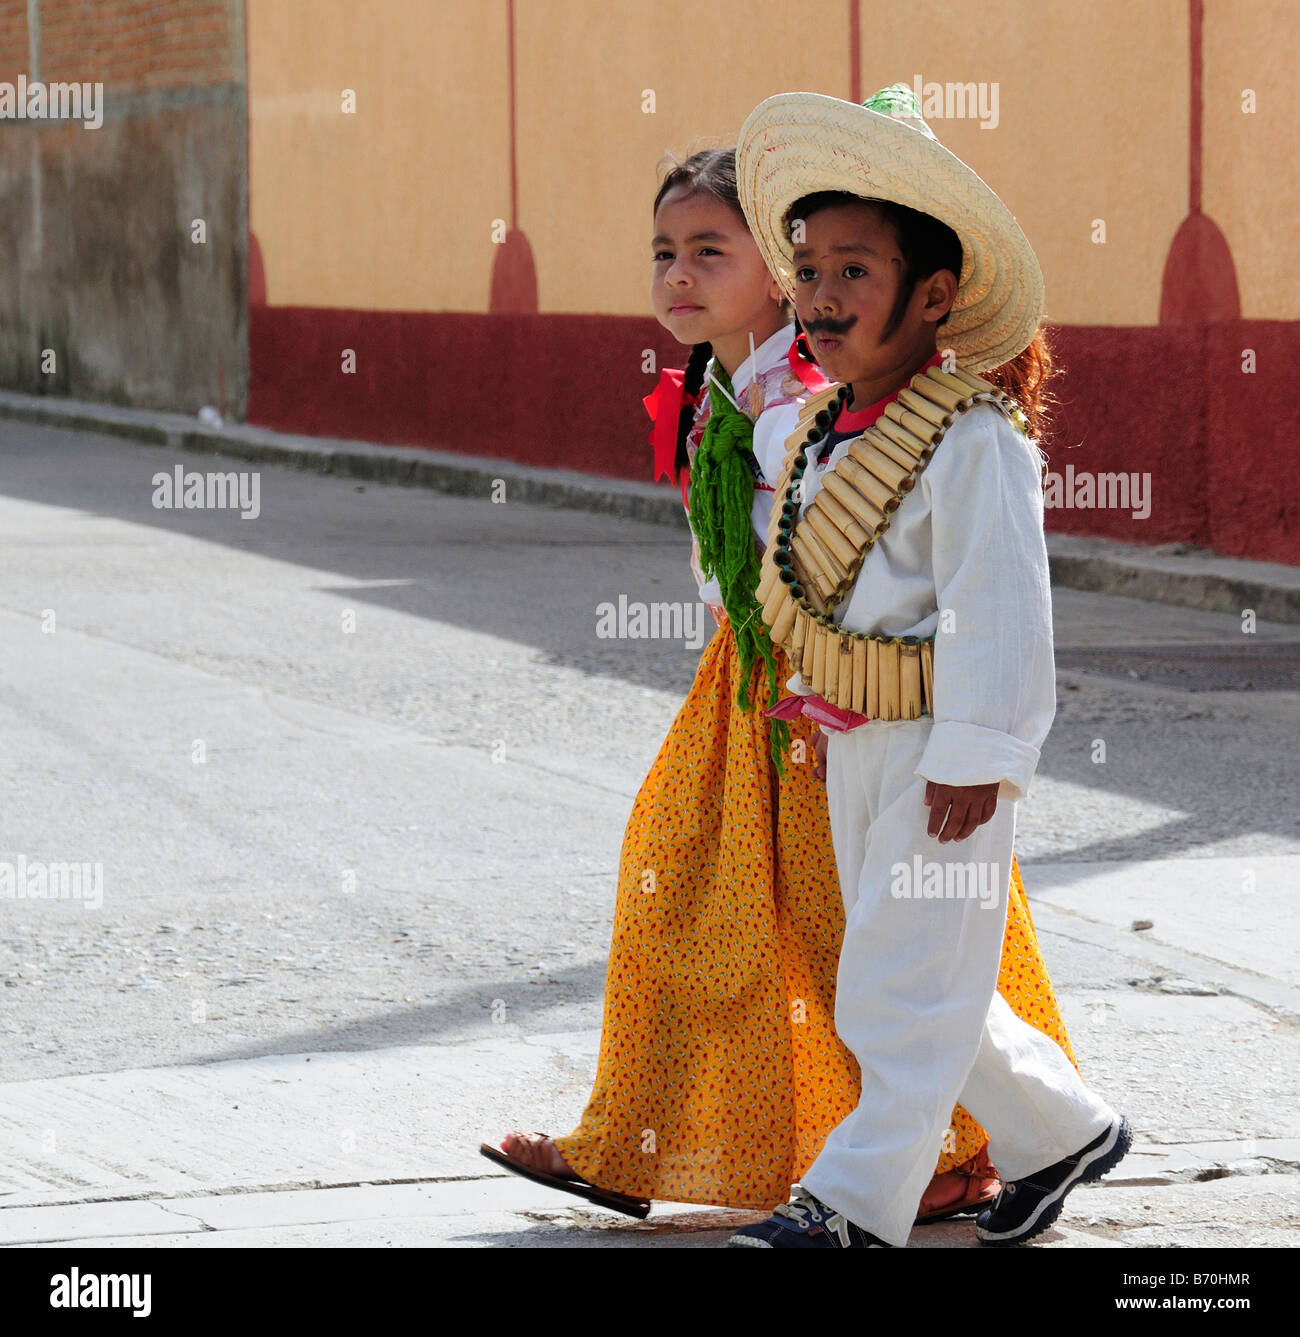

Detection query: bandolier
(755, 363), (1032, 720)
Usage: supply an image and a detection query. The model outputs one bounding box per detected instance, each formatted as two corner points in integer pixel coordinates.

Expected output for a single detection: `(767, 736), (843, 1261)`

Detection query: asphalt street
(0, 417), (1297, 1248)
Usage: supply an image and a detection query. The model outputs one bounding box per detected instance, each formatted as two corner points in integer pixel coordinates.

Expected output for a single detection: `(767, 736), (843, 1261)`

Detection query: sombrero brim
(736, 92), (1044, 374)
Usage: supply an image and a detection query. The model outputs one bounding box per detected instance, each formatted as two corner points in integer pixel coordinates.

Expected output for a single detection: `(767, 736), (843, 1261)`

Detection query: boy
(727, 85), (1130, 1248)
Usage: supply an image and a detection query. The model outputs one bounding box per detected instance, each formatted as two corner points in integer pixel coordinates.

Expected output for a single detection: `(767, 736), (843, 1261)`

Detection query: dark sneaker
(727, 1185), (890, 1249)
(975, 1116), (1132, 1246)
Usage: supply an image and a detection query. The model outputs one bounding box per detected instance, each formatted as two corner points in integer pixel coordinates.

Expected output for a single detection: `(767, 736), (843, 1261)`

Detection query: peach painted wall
(248, 0), (1293, 324)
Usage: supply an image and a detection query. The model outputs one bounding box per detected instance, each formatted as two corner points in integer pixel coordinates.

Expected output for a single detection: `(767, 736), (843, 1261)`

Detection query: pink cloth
(765, 692), (869, 732)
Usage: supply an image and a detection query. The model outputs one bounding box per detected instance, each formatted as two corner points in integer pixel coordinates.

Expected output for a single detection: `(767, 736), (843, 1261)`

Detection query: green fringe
(687, 362), (790, 774)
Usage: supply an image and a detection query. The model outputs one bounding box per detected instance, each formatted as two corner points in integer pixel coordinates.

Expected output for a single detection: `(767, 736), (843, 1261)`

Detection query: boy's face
(791, 200), (951, 391)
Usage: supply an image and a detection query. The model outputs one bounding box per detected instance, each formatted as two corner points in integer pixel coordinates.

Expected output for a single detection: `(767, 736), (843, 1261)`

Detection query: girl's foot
(915, 1148), (1000, 1223)
(500, 1130), (580, 1181)
(480, 1133), (653, 1219)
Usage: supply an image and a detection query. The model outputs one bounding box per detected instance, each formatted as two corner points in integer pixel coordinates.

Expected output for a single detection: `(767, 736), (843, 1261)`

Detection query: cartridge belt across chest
(755, 363), (1030, 720)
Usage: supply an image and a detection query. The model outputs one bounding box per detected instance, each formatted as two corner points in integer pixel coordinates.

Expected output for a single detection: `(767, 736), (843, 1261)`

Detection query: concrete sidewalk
(3, 864), (1297, 1248)
(0, 1030), (1294, 1249)
(2, 388), (1297, 624)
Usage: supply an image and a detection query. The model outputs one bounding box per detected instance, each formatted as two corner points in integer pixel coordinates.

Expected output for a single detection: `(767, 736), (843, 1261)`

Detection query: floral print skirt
(555, 623), (1075, 1209)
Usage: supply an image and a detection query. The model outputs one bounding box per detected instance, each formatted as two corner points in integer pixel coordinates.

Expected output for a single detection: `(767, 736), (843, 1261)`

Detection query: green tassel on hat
(859, 81), (938, 140)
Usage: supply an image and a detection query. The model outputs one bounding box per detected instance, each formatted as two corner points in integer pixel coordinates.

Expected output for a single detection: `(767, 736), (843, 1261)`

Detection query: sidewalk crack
(150, 1200), (217, 1231)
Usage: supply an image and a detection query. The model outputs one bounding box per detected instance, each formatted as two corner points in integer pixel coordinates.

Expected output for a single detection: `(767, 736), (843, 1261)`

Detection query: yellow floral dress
(554, 625), (1075, 1209)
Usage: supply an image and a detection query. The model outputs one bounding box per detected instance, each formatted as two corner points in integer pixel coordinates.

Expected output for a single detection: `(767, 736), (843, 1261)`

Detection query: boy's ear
(768, 276), (784, 305)
(920, 268), (958, 323)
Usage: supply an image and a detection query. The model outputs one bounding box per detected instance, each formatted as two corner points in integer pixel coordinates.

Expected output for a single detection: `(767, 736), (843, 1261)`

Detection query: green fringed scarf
(687, 361), (791, 772)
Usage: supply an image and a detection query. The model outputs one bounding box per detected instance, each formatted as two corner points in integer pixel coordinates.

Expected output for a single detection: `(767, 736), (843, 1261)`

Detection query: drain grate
(1054, 642), (1300, 692)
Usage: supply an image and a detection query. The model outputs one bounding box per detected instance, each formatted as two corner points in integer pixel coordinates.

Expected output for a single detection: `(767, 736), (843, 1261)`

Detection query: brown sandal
(914, 1147), (1001, 1225)
(479, 1136), (652, 1220)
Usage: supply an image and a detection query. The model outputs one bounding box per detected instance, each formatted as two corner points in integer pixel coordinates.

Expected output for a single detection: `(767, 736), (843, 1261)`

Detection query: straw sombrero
(737, 84), (1044, 373)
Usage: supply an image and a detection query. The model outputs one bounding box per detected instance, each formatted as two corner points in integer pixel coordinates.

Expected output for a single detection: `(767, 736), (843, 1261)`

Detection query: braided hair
(673, 340), (712, 481)
(654, 148), (790, 765)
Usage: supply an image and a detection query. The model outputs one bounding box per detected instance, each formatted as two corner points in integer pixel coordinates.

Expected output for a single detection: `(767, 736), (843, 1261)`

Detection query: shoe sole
(914, 1184), (1000, 1225)
(975, 1116), (1132, 1247)
(478, 1142), (652, 1220)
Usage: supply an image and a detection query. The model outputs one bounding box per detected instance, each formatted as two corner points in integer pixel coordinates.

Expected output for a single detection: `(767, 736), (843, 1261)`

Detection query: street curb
(3, 390), (1297, 623)
(1045, 537), (1300, 627)
(0, 390), (690, 531)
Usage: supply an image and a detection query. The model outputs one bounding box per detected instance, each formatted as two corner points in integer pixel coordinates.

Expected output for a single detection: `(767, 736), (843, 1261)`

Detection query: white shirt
(683, 323), (822, 605)
(762, 402), (1056, 801)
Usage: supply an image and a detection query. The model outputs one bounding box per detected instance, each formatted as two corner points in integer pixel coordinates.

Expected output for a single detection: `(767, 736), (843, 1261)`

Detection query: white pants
(801, 720), (1116, 1247)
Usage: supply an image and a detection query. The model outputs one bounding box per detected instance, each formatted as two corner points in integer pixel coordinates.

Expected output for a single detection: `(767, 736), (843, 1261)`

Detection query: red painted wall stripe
(248, 307), (1299, 565)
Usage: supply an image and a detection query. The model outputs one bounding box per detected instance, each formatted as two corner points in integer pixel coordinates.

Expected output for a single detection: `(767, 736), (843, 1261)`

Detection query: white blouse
(682, 323), (826, 605)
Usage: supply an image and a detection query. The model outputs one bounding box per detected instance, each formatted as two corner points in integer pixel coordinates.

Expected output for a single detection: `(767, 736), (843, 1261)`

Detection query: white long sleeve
(913, 406), (1056, 799)
(799, 403), (1054, 798)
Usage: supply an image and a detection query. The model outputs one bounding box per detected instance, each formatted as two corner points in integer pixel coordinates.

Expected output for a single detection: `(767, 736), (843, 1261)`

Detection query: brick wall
(0, 0), (247, 415)
(0, 1), (28, 70)
(38, 1), (240, 90)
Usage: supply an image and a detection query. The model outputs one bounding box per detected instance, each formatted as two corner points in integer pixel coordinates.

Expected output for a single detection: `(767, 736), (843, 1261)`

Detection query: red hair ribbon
(643, 366), (696, 505)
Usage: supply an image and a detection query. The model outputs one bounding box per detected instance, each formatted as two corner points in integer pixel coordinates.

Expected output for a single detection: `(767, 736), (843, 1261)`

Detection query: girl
(482, 148), (1076, 1222)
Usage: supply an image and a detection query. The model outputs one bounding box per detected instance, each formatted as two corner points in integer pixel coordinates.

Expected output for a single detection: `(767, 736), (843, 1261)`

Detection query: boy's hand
(924, 781), (999, 843)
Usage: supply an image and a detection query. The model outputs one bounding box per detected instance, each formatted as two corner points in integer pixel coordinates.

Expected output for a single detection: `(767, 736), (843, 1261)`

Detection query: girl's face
(650, 186), (784, 349)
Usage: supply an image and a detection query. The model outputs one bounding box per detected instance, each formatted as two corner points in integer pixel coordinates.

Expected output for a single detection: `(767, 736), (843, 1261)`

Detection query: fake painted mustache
(803, 315), (859, 338)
